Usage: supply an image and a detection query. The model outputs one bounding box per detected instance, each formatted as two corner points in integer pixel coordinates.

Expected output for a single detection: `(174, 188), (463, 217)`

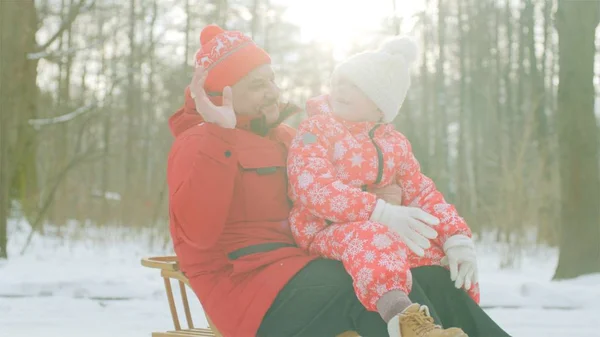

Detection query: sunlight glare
(279, 0), (423, 59)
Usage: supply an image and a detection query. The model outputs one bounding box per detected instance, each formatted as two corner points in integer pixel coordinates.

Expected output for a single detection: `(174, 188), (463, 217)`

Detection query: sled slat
(164, 277), (181, 331)
(179, 280), (194, 329)
(189, 328), (217, 334)
(152, 329), (215, 337)
(167, 330), (204, 335)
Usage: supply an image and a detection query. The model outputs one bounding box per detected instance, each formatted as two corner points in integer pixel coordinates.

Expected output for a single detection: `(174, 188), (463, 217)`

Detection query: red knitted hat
(195, 25), (271, 106)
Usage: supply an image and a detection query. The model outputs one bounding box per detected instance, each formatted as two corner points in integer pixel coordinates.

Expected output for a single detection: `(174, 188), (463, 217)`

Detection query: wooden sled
(142, 255), (358, 337)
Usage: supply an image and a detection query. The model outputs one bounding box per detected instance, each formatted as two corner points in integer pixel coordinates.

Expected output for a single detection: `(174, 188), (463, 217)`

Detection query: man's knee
(309, 259), (355, 292)
(411, 266), (453, 290)
(412, 265), (450, 279)
(411, 265), (472, 301)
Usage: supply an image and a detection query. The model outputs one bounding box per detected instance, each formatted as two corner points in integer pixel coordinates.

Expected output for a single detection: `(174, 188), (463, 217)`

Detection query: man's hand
(190, 66), (236, 129)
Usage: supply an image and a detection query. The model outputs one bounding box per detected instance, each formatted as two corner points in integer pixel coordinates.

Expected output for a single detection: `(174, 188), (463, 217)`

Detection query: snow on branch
(28, 103), (97, 129)
(27, 44), (84, 61)
(27, 50), (53, 61)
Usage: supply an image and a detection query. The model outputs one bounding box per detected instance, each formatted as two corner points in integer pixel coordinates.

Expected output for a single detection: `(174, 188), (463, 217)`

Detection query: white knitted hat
(332, 36), (419, 123)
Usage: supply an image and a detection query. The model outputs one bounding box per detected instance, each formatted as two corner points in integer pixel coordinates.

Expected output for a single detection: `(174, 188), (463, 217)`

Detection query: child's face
(330, 76), (383, 122)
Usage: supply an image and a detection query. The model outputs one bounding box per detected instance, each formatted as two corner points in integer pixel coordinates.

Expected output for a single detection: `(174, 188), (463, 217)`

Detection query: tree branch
(28, 103), (97, 129)
(37, 0), (94, 51)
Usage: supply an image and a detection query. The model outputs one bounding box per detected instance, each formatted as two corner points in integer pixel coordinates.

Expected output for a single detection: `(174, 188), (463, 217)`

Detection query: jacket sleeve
(168, 123), (237, 249)
(395, 133), (472, 247)
(287, 116), (378, 223)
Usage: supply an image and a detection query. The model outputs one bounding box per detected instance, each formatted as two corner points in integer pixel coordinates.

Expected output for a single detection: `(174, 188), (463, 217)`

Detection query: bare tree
(434, 0), (449, 193)
(0, 0), (39, 258)
(554, 0), (600, 279)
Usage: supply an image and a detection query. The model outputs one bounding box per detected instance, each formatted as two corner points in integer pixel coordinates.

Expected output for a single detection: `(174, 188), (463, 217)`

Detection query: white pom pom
(379, 36), (419, 65)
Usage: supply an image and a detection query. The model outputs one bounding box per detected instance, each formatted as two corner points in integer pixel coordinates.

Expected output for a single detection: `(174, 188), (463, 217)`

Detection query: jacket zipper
(368, 124), (384, 185)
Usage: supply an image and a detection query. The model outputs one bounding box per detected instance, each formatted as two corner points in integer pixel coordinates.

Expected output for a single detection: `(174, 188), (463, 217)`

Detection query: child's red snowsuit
(287, 95), (480, 311)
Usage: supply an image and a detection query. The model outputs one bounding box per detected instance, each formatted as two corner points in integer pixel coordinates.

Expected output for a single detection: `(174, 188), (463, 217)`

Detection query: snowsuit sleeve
(395, 133), (472, 247)
(287, 116), (378, 223)
(167, 123), (238, 249)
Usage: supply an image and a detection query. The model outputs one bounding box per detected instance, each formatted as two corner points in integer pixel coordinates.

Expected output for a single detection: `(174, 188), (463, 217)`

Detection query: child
(287, 37), (479, 337)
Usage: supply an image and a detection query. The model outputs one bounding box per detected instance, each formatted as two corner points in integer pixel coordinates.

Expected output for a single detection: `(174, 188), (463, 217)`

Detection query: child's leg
(308, 220), (413, 321)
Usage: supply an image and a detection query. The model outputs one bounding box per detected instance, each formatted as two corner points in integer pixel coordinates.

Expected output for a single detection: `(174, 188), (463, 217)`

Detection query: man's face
(231, 64), (281, 124)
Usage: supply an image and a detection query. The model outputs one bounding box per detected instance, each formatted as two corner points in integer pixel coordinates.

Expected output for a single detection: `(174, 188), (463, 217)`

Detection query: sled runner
(142, 255), (359, 337)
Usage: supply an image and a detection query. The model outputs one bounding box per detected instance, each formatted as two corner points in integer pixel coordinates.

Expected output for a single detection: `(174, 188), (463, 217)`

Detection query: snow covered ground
(1, 219), (599, 337)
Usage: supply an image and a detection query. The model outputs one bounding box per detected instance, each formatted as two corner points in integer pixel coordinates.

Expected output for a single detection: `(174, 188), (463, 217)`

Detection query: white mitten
(441, 235), (478, 290)
(370, 199), (440, 256)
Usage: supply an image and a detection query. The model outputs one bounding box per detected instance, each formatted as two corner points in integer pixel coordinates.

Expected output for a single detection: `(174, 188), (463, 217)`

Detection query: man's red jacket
(167, 88), (317, 337)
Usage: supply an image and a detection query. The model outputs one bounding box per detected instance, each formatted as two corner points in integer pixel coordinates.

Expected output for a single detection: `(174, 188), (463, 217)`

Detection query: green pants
(258, 259), (511, 337)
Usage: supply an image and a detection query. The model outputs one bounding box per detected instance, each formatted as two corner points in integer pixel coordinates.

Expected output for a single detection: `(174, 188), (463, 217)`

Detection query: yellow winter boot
(387, 304), (468, 337)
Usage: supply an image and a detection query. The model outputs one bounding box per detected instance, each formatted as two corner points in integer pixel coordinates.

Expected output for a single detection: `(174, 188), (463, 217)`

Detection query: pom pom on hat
(378, 36), (419, 65)
(200, 24), (225, 45)
(332, 35), (419, 123)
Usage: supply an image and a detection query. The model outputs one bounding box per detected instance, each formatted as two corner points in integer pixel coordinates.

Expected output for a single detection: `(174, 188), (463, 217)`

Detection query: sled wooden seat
(142, 255), (358, 337)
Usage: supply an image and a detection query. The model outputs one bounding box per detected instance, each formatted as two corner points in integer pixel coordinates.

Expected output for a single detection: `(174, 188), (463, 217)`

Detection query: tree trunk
(516, 1), (526, 140)
(54, 0), (74, 227)
(391, 0), (400, 35)
(419, 1), (431, 173)
(493, 0), (503, 185)
(434, 0), (448, 193)
(456, 0), (469, 215)
(250, 0), (261, 39)
(0, 121), (7, 258)
(122, 0), (137, 225)
(184, 0), (191, 67)
(263, 0), (271, 51)
(215, 0), (228, 28)
(503, 0), (514, 160)
(142, 0), (159, 223)
(0, 0), (38, 258)
(467, 0), (482, 216)
(526, 0), (552, 243)
(554, 0), (600, 280)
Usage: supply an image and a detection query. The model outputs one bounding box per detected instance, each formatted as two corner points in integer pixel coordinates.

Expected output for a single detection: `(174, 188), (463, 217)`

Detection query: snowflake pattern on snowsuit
(287, 95), (480, 310)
